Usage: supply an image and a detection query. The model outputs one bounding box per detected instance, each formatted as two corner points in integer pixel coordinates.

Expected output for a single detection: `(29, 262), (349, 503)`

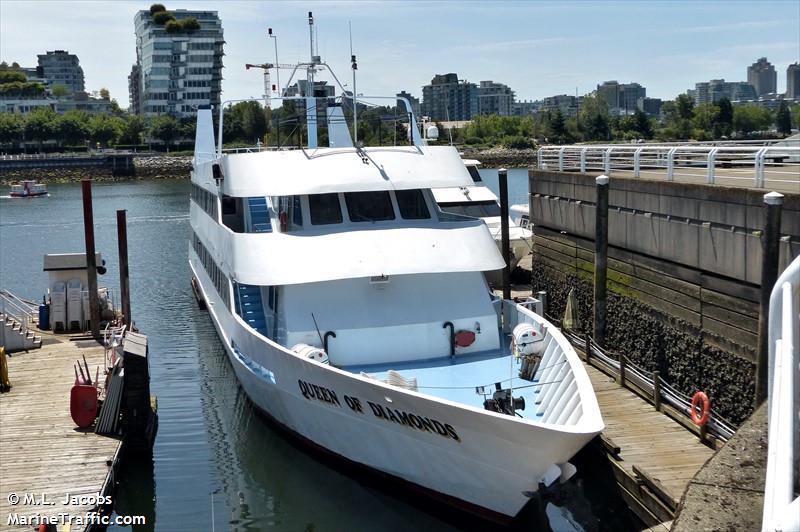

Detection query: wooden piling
(653, 370), (662, 411)
(755, 191), (783, 407)
(117, 209), (132, 326)
(81, 180), (100, 338)
(499, 168), (511, 300)
(593, 175), (609, 347)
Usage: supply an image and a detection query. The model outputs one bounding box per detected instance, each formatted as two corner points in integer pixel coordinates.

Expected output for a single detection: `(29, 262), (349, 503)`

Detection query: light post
(268, 28), (280, 96)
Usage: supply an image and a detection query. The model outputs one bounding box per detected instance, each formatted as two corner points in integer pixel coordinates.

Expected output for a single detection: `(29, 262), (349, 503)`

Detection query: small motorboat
(10, 180), (48, 198)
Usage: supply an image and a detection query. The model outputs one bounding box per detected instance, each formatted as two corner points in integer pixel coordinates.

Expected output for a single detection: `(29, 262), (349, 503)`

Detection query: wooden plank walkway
(0, 335), (121, 531)
(584, 361), (716, 526)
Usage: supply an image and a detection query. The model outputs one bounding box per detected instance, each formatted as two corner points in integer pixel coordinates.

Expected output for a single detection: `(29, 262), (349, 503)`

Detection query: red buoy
(70, 385), (99, 429)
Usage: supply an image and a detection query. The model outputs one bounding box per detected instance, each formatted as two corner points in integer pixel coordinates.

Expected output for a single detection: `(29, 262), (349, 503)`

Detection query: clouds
(1, 1), (797, 107)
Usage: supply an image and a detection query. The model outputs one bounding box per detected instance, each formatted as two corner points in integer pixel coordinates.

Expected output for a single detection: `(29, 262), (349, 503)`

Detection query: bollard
(537, 290), (548, 318)
(593, 175), (609, 348)
(652, 370), (661, 411)
(584, 335), (591, 363)
(618, 353), (626, 387)
(81, 180), (100, 338)
(754, 191), (783, 407)
(499, 168), (511, 300)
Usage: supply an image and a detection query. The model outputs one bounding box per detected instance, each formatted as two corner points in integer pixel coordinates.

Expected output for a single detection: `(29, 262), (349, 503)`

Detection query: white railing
(762, 255), (800, 532)
(537, 145), (800, 190)
(0, 289), (38, 333)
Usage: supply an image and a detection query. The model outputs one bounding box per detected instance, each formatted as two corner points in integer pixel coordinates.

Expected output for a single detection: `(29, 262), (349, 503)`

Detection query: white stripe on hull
(190, 255), (597, 518)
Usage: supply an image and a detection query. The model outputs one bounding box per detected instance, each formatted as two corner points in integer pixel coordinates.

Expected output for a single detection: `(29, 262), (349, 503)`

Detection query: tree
(577, 95), (610, 141)
(633, 109), (653, 139)
(181, 17), (200, 31)
(118, 115), (146, 145)
(0, 112), (23, 147)
(149, 115), (181, 150)
(775, 101), (792, 136)
(548, 109), (572, 144)
(99, 87), (110, 100)
(661, 94), (695, 140)
(88, 114), (122, 147)
(716, 97), (733, 137)
(165, 19), (181, 33)
(733, 105), (772, 136)
(24, 108), (57, 152)
(51, 84), (70, 98)
(152, 10), (175, 24)
(149, 3), (166, 14)
(0, 69), (26, 84)
(56, 110), (90, 145)
(692, 103), (719, 137)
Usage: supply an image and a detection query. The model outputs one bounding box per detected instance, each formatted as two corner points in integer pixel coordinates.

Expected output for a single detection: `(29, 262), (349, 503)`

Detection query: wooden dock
(584, 360), (715, 527)
(0, 335), (122, 531)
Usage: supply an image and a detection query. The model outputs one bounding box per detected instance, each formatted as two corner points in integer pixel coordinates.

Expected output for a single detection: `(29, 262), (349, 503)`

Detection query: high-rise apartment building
(420, 73), (478, 121)
(37, 50), (85, 93)
(787, 63), (800, 99)
(129, 9), (224, 117)
(540, 94), (581, 117)
(690, 79), (757, 105)
(396, 91), (420, 118)
(595, 81), (646, 115)
(747, 57), (777, 97)
(477, 80), (515, 116)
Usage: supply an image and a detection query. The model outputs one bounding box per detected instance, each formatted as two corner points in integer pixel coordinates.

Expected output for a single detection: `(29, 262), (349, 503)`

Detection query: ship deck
(343, 337), (562, 422)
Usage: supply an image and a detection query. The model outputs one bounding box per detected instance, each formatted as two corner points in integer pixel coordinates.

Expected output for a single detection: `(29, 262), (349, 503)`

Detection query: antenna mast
(350, 21), (358, 145)
(268, 28), (281, 97)
(307, 11), (315, 95)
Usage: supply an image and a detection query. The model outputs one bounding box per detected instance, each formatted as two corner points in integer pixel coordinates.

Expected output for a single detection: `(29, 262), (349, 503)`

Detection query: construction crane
(245, 62), (296, 108)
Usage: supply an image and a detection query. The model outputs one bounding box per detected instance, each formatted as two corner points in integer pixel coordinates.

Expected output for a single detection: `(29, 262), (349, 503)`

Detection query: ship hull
(190, 257), (599, 520)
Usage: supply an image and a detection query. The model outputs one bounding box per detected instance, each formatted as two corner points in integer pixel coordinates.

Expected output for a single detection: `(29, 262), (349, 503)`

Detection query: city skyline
(1, 0), (798, 109)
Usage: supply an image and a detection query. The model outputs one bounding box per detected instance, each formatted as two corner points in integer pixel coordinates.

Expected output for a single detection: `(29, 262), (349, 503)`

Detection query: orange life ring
(691, 391), (710, 426)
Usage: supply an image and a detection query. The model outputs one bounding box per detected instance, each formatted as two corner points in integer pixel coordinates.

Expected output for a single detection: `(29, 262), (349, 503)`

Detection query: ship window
(467, 166), (482, 182)
(309, 193), (343, 225)
(440, 201), (501, 218)
(395, 189), (430, 220)
(345, 191), (395, 222)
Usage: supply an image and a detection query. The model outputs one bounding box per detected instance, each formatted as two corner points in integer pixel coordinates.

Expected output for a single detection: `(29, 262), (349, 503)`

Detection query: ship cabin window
(276, 196), (303, 230)
(466, 165), (482, 183)
(395, 189), (431, 220)
(309, 193), (343, 225)
(344, 191), (395, 222)
(221, 195), (245, 233)
(440, 200), (501, 218)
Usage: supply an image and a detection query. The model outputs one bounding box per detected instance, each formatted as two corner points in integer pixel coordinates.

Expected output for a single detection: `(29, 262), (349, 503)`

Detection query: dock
(584, 361), (715, 527)
(0, 334), (122, 531)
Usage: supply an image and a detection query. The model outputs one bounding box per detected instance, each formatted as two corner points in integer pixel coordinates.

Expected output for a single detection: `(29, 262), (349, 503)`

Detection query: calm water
(0, 170), (637, 531)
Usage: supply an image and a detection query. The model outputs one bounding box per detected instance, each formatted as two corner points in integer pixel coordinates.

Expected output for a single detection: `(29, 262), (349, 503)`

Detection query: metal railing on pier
(762, 255), (800, 532)
(537, 145), (800, 190)
(558, 327), (737, 442)
(0, 289), (38, 333)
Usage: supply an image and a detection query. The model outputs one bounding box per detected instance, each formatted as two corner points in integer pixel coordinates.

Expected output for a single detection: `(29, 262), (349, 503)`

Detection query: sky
(1, 0), (798, 109)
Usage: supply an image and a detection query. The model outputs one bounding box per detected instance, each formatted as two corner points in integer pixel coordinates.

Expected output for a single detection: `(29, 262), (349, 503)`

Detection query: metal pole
(117, 209), (131, 327)
(81, 180), (100, 339)
(755, 191), (784, 407)
(499, 168), (511, 300)
(269, 28), (280, 96)
(593, 175), (609, 347)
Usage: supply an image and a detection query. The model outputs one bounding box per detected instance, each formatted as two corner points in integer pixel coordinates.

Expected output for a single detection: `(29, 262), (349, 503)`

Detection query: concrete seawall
(528, 170), (800, 424)
(0, 155), (192, 184)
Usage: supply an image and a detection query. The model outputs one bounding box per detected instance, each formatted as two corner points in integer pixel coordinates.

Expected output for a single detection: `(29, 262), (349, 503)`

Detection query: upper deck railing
(537, 144), (800, 191)
(762, 255), (800, 531)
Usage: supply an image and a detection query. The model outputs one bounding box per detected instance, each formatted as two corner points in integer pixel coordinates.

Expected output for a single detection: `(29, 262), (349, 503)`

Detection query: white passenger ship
(189, 19), (602, 522)
(433, 159), (532, 274)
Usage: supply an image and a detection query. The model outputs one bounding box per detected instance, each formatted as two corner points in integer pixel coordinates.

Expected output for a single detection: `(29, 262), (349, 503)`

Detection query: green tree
(548, 110), (572, 144)
(55, 110), (90, 145)
(733, 105), (772, 136)
(99, 87), (110, 100)
(51, 84), (70, 98)
(661, 94), (695, 140)
(118, 115), (146, 145)
(0, 112), (24, 147)
(692, 103), (719, 137)
(633, 109), (653, 139)
(152, 10), (175, 24)
(165, 19), (181, 33)
(181, 17), (200, 31)
(0, 69), (26, 84)
(88, 114), (122, 147)
(24, 107), (57, 152)
(149, 3), (166, 14)
(149, 114), (181, 150)
(577, 95), (610, 141)
(775, 101), (792, 136)
(716, 97), (733, 137)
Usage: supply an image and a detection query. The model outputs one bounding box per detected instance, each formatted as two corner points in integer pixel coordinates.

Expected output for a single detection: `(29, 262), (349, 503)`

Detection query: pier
(0, 335), (121, 530)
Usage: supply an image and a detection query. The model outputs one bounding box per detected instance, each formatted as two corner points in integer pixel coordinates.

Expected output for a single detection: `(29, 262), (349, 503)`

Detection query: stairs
(247, 197), (272, 233)
(233, 284), (269, 336)
(0, 312), (42, 352)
